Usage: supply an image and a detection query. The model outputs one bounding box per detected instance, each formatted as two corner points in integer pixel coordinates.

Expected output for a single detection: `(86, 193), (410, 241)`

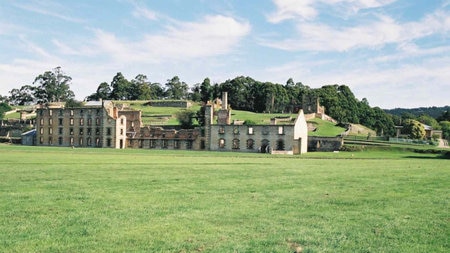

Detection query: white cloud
(263, 7), (450, 52)
(91, 15), (251, 63)
(268, 0), (396, 23)
(260, 53), (450, 108)
(130, 2), (159, 21)
(13, 0), (85, 23)
(268, 0), (317, 22)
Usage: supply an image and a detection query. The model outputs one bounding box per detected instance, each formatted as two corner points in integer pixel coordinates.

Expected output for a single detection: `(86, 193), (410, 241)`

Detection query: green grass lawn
(308, 118), (346, 137)
(0, 145), (448, 252)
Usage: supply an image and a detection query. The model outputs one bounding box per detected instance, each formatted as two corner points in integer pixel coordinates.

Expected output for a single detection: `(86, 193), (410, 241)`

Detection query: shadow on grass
(404, 153), (450, 159)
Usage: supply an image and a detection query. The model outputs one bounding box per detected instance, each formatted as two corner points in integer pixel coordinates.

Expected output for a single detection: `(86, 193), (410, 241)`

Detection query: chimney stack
(222, 92), (228, 110)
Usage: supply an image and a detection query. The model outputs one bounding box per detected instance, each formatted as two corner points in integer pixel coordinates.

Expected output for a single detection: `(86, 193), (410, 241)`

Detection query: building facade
(34, 93), (308, 154)
(35, 101), (127, 149)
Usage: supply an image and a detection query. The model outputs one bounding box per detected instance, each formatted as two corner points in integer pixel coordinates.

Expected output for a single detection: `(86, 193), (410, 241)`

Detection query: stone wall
(308, 136), (343, 152)
(146, 100), (192, 108)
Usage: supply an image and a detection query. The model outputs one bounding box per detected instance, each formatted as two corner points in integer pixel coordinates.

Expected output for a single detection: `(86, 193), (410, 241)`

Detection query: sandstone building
(35, 93), (308, 154)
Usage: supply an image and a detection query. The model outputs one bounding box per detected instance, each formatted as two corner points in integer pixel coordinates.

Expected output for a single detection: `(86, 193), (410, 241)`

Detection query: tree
(437, 109), (450, 122)
(403, 119), (426, 139)
(86, 82), (111, 101)
(33, 67), (75, 103)
(110, 72), (131, 100)
(200, 78), (213, 103)
(176, 109), (196, 128)
(149, 82), (164, 99)
(9, 85), (35, 105)
(440, 121), (450, 141)
(65, 99), (84, 108)
(0, 102), (12, 119)
(130, 74), (152, 100)
(190, 83), (202, 102)
(165, 76), (188, 99)
(417, 114), (441, 130)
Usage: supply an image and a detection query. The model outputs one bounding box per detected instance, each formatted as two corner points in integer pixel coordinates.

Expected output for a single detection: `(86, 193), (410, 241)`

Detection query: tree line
(2, 67), (449, 140)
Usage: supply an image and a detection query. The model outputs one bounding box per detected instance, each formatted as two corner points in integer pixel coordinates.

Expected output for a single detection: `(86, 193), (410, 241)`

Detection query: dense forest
(2, 68), (450, 140)
(385, 106), (450, 119)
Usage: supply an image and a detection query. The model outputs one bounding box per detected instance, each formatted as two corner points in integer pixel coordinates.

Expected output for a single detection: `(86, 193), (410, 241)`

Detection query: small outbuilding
(21, 129), (36, 146)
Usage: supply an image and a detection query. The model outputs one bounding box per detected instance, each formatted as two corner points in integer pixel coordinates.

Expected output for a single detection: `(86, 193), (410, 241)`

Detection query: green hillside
(307, 118), (346, 137)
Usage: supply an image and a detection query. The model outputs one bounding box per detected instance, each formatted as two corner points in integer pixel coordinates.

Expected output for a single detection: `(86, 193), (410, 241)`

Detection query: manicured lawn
(0, 145), (448, 252)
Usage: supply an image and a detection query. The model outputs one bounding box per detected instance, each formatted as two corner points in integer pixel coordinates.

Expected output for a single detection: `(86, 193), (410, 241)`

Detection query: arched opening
(260, 139), (270, 153)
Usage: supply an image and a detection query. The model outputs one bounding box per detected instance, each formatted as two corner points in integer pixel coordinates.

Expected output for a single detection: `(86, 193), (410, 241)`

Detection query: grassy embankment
(1, 144), (448, 252)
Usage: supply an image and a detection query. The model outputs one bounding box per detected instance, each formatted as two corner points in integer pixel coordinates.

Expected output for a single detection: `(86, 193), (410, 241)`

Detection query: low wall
(308, 136), (343, 152)
(146, 100), (192, 108)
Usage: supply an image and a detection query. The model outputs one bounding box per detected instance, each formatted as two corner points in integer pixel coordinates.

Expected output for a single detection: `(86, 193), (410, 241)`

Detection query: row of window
(39, 136), (112, 147)
(132, 139), (193, 149)
(218, 138), (285, 150)
(40, 117), (102, 126)
(39, 127), (112, 136)
(218, 126), (285, 135)
(43, 109), (101, 117)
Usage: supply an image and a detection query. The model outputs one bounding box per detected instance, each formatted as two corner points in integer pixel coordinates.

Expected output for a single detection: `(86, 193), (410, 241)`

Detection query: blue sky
(0, 0), (449, 109)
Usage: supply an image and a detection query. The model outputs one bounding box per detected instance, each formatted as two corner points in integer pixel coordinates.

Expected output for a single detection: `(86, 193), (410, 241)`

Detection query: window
(49, 110), (53, 116)
(59, 128), (63, 135)
(87, 137), (92, 146)
(58, 137), (63, 145)
(80, 118), (84, 126)
(120, 118), (124, 125)
(48, 118), (52, 125)
(219, 127), (225, 134)
(232, 139), (240, 149)
(70, 118), (74, 125)
(58, 118), (63, 126)
(219, 138), (225, 148)
(39, 137), (44, 144)
(96, 138), (100, 147)
(70, 128), (74, 135)
(87, 128), (92, 136)
(59, 110), (63, 116)
(95, 128), (100, 135)
(186, 141), (193, 150)
(70, 137), (74, 146)
(40, 118), (44, 125)
(120, 129), (123, 135)
(80, 109), (84, 115)
(79, 128), (84, 135)
(96, 109), (100, 115)
(247, 139), (254, 149)
(48, 137), (52, 145)
(150, 140), (155, 148)
(80, 138), (84, 146)
(248, 127), (254, 135)
(87, 118), (92, 126)
(70, 110), (74, 116)
(48, 128), (52, 134)
(96, 117), (100, 125)
(107, 138), (111, 147)
(162, 140), (168, 149)
(276, 139), (285, 151)
(174, 140), (180, 149)
(40, 128), (44, 135)
(233, 127), (239, 135)
(107, 128), (112, 136)
(278, 126), (284, 135)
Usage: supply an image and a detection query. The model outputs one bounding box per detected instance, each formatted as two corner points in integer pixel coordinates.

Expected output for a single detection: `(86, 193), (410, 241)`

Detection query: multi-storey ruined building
(203, 92), (308, 154)
(35, 93), (308, 154)
(35, 100), (129, 149)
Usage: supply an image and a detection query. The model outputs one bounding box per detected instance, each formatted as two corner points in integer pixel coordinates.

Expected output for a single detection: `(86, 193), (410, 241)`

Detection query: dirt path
(438, 139), (449, 148)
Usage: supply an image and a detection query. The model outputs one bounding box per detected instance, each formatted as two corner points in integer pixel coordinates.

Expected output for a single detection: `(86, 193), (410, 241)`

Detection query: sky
(0, 0), (449, 109)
